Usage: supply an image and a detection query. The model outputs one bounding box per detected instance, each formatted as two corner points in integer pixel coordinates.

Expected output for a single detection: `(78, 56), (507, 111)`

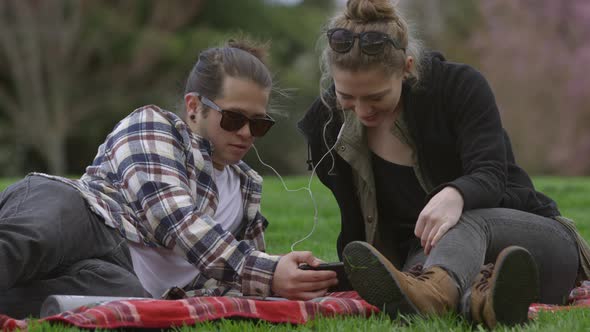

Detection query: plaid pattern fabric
(529, 280), (590, 318)
(0, 292), (378, 330)
(33, 105), (279, 297)
(4, 283), (590, 330)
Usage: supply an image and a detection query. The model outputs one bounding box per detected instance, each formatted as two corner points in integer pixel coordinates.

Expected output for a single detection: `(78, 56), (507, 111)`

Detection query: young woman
(0, 39), (337, 318)
(298, 0), (590, 328)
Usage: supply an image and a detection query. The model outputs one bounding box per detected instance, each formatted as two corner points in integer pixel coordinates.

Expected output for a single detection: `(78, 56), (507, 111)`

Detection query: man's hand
(271, 251), (338, 300)
(414, 186), (464, 255)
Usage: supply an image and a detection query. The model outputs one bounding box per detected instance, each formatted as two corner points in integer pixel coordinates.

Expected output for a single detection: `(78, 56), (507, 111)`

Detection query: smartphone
(299, 262), (349, 292)
(298, 262), (344, 272)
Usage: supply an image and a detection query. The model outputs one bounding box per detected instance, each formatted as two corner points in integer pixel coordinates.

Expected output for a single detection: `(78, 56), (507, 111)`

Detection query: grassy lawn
(1, 176), (590, 331)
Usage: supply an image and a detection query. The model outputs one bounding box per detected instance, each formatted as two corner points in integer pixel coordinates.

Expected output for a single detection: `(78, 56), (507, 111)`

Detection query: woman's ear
(404, 56), (414, 78)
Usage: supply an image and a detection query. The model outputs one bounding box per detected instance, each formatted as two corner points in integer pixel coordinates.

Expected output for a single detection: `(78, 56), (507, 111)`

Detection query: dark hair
(319, 0), (423, 106)
(183, 39), (272, 116)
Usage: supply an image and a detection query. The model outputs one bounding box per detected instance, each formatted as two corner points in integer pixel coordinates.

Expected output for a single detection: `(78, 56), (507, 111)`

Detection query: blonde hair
(319, 0), (423, 107)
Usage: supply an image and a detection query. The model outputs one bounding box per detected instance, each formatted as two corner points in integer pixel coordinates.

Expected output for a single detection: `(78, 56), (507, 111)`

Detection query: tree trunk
(43, 132), (67, 176)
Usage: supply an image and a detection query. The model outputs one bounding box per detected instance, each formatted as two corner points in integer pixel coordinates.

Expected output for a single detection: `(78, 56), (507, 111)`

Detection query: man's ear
(184, 93), (201, 118)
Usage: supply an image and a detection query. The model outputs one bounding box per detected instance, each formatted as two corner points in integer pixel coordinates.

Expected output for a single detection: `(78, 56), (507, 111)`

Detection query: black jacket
(297, 52), (560, 260)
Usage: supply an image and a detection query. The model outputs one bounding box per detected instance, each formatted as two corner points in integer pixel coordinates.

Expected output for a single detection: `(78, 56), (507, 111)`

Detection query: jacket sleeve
(429, 66), (507, 210)
(106, 107), (279, 297)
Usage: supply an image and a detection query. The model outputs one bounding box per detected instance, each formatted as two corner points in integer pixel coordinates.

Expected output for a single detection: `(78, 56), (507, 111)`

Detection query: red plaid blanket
(0, 291), (377, 331)
(2, 284), (590, 331)
(528, 280), (590, 318)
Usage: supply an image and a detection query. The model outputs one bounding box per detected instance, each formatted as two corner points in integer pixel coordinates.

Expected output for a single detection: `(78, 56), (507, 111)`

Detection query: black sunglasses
(198, 95), (275, 137)
(327, 28), (405, 55)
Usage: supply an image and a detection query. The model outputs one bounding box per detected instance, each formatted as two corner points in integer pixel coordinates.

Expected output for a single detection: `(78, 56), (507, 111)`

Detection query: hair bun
(226, 38), (270, 65)
(345, 0), (396, 22)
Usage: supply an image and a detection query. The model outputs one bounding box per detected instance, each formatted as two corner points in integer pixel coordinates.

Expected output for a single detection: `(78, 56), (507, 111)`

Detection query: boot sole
(342, 241), (419, 318)
(491, 246), (540, 326)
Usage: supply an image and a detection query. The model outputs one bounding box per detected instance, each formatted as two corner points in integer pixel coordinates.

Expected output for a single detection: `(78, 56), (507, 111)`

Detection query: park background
(2, 1), (590, 329)
(0, 0), (589, 177)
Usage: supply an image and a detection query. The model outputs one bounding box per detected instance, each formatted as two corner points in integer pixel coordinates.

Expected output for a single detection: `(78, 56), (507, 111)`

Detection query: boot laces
(474, 263), (494, 292)
(416, 269), (437, 281)
(405, 264), (424, 277)
(403, 265), (442, 281)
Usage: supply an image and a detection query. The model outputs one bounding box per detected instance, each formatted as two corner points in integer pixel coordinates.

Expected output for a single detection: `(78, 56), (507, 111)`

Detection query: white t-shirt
(211, 166), (243, 234)
(128, 166), (243, 298)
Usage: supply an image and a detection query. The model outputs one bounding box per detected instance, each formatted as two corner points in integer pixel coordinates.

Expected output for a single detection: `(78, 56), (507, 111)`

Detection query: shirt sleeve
(429, 66), (507, 210)
(105, 107), (280, 296)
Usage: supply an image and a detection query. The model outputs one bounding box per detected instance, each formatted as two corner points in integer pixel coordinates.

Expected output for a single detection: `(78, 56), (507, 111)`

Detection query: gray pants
(402, 208), (579, 305)
(0, 175), (149, 318)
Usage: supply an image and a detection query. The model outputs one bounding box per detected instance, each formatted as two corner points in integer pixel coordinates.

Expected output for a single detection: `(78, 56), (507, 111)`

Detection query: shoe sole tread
(491, 246), (540, 326)
(343, 241), (419, 318)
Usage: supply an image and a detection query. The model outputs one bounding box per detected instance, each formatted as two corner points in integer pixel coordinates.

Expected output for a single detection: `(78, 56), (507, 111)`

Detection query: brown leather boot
(462, 246), (540, 328)
(342, 241), (459, 318)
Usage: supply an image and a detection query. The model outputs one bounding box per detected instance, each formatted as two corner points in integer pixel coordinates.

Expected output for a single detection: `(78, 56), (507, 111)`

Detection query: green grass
(2, 176), (590, 331)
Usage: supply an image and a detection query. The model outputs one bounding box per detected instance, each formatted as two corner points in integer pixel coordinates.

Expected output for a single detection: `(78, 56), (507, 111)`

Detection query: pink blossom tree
(473, 1), (590, 174)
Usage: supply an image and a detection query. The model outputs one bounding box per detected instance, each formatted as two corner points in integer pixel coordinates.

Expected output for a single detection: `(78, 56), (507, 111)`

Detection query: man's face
(188, 77), (270, 169)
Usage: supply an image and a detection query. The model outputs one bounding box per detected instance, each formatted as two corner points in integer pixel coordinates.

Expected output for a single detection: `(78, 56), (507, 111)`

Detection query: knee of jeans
(68, 259), (150, 297)
(449, 210), (494, 243)
(458, 209), (495, 230)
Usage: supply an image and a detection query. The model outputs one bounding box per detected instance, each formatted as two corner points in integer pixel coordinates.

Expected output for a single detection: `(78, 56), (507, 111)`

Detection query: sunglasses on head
(327, 28), (405, 55)
(198, 94), (275, 137)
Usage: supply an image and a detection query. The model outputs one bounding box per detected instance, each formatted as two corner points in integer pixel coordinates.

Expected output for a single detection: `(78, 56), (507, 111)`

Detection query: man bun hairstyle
(184, 38), (272, 102)
(226, 38), (270, 66)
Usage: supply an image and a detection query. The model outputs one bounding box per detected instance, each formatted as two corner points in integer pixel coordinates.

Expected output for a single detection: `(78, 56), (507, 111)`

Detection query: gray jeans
(0, 175), (149, 318)
(402, 208), (579, 305)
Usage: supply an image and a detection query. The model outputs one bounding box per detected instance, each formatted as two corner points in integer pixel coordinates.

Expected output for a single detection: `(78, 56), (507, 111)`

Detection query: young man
(0, 41), (337, 318)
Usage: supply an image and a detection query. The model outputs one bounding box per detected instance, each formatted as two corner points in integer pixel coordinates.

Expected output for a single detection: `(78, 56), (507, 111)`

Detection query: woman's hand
(271, 251), (338, 300)
(414, 186), (464, 255)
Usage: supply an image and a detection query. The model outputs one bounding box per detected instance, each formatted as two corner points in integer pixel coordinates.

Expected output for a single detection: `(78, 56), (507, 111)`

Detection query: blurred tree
(301, 0), (334, 11)
(398, 0), (481, 64)
(0, 0), (205, 175)
(0, 0), (87, 175)
(0, 0), (334, 176)
(473, 1), (590, 174)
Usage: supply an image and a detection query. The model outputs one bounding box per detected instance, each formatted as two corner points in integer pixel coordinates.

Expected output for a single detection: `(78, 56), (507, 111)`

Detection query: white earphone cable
(251, 109), (346, 251)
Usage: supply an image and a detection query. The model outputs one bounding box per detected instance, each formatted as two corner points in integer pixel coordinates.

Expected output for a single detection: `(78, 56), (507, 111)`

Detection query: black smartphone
(298, 262), (344, 272)
(298, 262), (349, 292)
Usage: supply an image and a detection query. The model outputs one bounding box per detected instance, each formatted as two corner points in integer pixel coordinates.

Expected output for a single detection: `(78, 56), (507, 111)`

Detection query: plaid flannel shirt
(35, 105), (280, 297)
